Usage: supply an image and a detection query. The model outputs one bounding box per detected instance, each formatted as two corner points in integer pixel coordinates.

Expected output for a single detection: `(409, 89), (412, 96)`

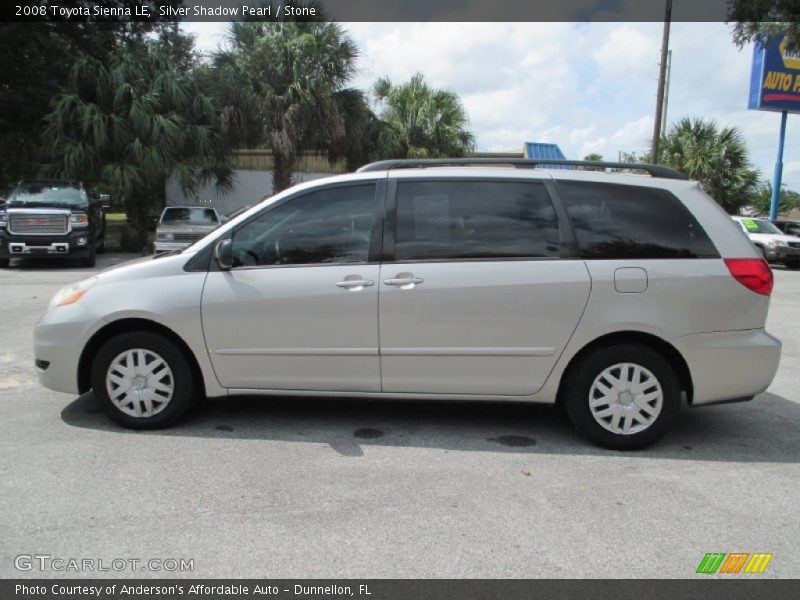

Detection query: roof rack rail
(356, 158), (688, 180)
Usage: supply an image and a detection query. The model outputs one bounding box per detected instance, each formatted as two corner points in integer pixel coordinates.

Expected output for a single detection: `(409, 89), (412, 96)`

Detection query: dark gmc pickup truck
(0, 180), (108, 268)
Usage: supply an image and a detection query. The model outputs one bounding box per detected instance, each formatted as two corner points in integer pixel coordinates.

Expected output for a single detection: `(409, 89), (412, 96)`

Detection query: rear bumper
(675, 329), (781, 406)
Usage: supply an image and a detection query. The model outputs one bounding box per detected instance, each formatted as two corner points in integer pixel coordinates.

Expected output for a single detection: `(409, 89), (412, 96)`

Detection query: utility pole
(660, 50), (672, 138)
(651, 0), (672, 164)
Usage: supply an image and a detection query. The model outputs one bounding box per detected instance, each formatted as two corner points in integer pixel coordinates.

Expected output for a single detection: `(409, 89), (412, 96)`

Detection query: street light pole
(651, 0), (673, 164)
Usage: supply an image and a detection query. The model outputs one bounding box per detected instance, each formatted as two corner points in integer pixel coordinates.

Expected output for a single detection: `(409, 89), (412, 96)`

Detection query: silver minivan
(34, 160), (781, 449)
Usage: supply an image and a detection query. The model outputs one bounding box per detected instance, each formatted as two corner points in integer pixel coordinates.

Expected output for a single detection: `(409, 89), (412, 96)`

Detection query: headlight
(0, 212), (6, 227)
(156, 232), (174, 241)
(70, 214), (89, 228)
(49, 277), (97, 309)
(768, 238), (786, 247)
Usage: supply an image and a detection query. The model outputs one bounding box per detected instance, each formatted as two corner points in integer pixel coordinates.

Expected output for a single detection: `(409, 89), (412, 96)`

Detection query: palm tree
(213, 17), (366, 191)
(750, 182), (800, 216)
(41, 43), (232, 247)
(658, 117), (759, 214)
(373, 73), (475, 159)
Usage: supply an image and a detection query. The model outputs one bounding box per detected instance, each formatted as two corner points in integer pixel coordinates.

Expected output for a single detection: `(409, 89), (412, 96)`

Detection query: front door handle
(335, 277), (374, 291)
(383, 273), (424, 289)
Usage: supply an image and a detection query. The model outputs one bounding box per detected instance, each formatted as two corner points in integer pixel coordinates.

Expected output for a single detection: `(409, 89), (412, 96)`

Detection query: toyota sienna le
(34, 159), (781, 449)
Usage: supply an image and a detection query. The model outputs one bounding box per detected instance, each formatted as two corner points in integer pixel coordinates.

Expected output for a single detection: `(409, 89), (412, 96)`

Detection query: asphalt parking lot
(0, 254), (798, 579)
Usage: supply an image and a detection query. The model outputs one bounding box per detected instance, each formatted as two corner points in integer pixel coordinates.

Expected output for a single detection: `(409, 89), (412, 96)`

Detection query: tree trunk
(272, 151), (294, 193)
(125, 194), (152, 252)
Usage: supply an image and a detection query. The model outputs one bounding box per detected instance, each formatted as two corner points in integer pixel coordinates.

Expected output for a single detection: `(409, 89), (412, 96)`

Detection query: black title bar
(4, 579), (800, 600)
(0, 0), (787, 23)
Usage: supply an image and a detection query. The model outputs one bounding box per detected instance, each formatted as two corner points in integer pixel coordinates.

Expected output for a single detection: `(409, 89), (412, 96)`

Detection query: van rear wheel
(563, 343), (681, 450)
(91, 331), (197, 429)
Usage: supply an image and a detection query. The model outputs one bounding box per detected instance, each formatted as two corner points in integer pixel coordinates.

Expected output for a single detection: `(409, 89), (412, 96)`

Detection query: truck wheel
(562, 343), (681, 450)
(96, 237), (106, 254)
(0, 258), (9, 268)
(81, 247), (96, 268)
(785, 258), (800, 270)
(91, 331), (198, 429)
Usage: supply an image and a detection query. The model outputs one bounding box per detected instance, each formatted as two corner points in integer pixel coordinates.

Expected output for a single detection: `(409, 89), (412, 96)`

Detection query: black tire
(562, 343), (681, 450)
(81, 246), (96, 268)
(785, 258), (800, 270)
(96, 237), (106, 254)
(0, 258), (9, 268)
(91, 331), (198, 429)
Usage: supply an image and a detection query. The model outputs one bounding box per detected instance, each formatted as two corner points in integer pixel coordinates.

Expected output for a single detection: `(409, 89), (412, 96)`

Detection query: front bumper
(675, 329), (781, 406)
(764, 244), (800, 263)
(0, 230), (92, 259)
(154, 241), (191, 254)
(34, 303), (104, 395)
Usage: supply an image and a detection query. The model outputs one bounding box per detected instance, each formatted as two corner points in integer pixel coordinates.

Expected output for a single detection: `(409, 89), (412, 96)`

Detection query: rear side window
(557, 181), (719, 259)
(394, 180), (561, 261)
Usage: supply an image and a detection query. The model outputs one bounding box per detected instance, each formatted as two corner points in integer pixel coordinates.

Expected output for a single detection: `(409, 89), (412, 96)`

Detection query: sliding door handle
(335, 278), (374, 291)
(383, 274), (424, 289)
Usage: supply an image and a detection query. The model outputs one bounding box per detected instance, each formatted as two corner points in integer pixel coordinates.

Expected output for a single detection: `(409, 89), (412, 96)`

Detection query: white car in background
(732, 216), (800, 269)
(155, 206), (222, 254)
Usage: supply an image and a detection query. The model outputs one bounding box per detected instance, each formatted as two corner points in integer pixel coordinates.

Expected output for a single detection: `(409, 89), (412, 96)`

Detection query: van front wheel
(563, 344), (681, 450)
(91, 331), (197, 429)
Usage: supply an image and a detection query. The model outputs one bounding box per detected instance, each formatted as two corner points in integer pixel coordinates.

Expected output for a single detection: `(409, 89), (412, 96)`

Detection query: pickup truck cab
(0, 180), (107, 268)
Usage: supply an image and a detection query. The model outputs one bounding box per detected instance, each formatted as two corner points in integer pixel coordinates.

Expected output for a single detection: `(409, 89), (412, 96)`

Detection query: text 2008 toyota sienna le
(34, 159), (781, 450)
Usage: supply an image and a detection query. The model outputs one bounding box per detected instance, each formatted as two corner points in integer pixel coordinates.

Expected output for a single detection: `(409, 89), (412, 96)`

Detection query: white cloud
(184, 20), (800, 189)
(593, 25), (660, 80)
(609, 115), (654, 150)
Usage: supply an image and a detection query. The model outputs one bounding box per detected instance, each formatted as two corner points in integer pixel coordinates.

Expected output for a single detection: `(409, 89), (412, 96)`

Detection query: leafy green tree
(729, 0), (800, 50)
(212, 15), (366, 191)
(41, 43), (232, 248)
(750, 182), (800, 216)
(583, 153), (604, 161)
(0, 4), (184, 185)
(657, 117), (759, 214)
(373, 73), (475, 160)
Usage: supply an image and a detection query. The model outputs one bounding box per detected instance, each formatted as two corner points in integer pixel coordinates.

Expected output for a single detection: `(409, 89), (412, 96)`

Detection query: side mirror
(98, 194), (111, 209)
(214, 238), (233, 270)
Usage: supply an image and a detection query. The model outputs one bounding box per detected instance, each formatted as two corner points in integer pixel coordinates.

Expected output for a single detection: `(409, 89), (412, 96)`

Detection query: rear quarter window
(557, 181), (719, 259)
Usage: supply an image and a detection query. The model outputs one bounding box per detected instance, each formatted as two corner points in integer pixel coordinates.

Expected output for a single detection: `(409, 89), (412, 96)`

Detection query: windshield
(161, 207), (220, 225)
(7, 183), (87, 208)
(740, 218), (782, 235)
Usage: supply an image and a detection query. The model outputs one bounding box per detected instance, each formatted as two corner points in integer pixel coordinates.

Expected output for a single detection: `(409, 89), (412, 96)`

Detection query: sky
(184, 21), (800, 190)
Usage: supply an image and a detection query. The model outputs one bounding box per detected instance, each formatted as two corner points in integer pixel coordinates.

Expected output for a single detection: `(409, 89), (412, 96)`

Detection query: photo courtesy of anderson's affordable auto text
(1, 0), (799, 599)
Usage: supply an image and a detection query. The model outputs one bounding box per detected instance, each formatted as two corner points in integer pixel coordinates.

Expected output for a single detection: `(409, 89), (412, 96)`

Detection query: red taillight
(724, 258), (773, 296)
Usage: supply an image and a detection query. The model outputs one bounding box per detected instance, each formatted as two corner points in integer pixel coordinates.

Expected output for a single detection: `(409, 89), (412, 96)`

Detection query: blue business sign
(749, 35), (800, 113)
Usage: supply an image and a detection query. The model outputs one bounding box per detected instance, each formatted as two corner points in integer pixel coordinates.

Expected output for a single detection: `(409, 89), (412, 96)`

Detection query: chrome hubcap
(105, 349), (174, 418)
(589, 362), (663, 435)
